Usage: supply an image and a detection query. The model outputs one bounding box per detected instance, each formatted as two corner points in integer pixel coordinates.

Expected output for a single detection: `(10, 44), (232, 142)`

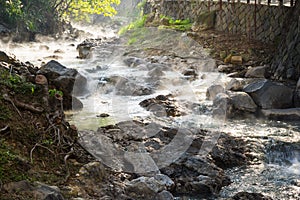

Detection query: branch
(3, 94), (22, 118)
(30, 143), (56, 163)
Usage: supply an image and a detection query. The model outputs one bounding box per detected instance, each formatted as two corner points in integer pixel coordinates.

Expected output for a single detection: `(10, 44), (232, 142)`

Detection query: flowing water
(1, 21), (299, 199)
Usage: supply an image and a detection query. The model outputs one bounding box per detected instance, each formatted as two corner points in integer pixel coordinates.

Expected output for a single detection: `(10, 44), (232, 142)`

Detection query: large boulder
(212, 92), (257, 119)
(229, 91), (257, 113)
(38, 60), (87, 110)
(206, 84), (225, 100)
(243, 80), (294, 109)
(245, 65), (268, 78)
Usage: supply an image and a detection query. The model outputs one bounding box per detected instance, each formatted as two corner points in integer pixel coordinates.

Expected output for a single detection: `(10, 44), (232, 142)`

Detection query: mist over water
(1, 3), (299, 198)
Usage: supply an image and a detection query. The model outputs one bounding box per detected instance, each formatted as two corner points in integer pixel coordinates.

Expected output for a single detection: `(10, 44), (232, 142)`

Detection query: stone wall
(271, 1), (300, 80)
(146, 0), (292, 43)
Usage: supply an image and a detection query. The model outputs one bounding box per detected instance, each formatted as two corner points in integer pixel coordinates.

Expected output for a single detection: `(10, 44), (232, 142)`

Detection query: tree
(0, 0), (121, 39)
(54, 0), (121, 21)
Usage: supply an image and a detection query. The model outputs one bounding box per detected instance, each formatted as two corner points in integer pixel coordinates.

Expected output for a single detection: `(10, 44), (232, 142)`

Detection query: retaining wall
(146, 0), (292, 43)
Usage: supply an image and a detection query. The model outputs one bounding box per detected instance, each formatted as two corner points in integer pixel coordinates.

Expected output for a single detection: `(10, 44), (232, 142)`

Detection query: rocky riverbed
(0, 20), (299, 200)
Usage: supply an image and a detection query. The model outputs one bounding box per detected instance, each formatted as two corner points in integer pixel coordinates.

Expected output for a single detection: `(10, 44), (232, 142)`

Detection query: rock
(139, 95), (185, 117)
(125, 174), (174, 199)
(293, 90), (300, 107)
(230, 56), (243, 65)
(78, 162), (106, 182)
(229, 91), (257, 113)
(243, 80), (294, 109)
(148, 67), (165, 77)
(261, 108), (300, 120)
(210, 134), (248, 169)
(3, 180), (33, 193)
(0, 51), (16, 64)
(245, 65), (268, 78)
(39, 45), (50, 51)
(72, 96), (83, 110)
(225, 78), (247, 91)
(35, 74), (48, 85)
(76, 38), (102, 59)
(114, 77), (153, 96)
(297, 77), (300, 90)
(161, 155), (231, 197)
(230, 192), (273, 200)
(97, 113), (110, 118)
(212, 93), (233, 119)
(38, 60), (77, 79)
(218, 64), (234, 73)
(124, 57), (146, 67)
(155, 190), (174, 200)
(38, 60), (87, 109)
(182, 68), (198, 80)
(206, 84), (225, 100)
(3, 180), (64, 200)
(34, 182), (65, 200)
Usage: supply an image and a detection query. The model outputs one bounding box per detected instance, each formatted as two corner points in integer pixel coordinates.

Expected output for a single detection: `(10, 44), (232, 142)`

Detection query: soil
(188, 29), (276, 76)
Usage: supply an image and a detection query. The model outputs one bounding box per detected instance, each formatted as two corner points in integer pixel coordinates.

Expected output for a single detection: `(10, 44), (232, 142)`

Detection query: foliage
(0, 0), (121, 37)
(118, 14), (148, 35)
(159, 16), (193, 31)
(48, 88), (63, 97)
(0, 70), (36, 95)
(65, 0), (121, 22)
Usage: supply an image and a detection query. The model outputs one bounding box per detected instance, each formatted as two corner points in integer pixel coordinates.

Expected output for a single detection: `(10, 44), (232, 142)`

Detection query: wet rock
(114, 77), (153, 96)
(245, 65), (268, 78)
(161, 155), (231, 197)
(211, 134), (248, 169)
(182, 68), (198, 80)
(206, 84), (225, 100)
(229, 91), (257, 113)
(243, 80), (293, 109)
(38, 60), (87, 110)
(0, 50), (16, 64)
(76, 38), (102, 59)
(261, 108), (300, 120)
(225, 78), (247, 91)
(80, 121), (248, 199)
(97, 113), (110, 118)
(212, 93), (233, 119)
(230, 192), (273, 200)
(218, 64), (233, 73)
(139, 95), (185, 117)
(148, 66), (166, 78)
(123, 57), (147, 67)
(125, 174), (174, 199)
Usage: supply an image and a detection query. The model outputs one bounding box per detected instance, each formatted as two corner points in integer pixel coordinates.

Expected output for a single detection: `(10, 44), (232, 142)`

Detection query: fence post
(219, 0), (222, 10)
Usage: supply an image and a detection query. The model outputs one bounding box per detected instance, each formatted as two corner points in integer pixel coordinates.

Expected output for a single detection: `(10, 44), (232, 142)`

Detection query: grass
(159, 16), (193, 31)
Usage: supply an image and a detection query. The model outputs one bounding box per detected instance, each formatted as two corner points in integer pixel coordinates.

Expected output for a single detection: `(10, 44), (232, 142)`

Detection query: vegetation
(0, 0), (121, 39)
(158, 15), (193, 31)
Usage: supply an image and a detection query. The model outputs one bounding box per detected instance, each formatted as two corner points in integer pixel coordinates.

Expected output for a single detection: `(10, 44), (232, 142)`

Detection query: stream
(1, 20), (299, 199)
